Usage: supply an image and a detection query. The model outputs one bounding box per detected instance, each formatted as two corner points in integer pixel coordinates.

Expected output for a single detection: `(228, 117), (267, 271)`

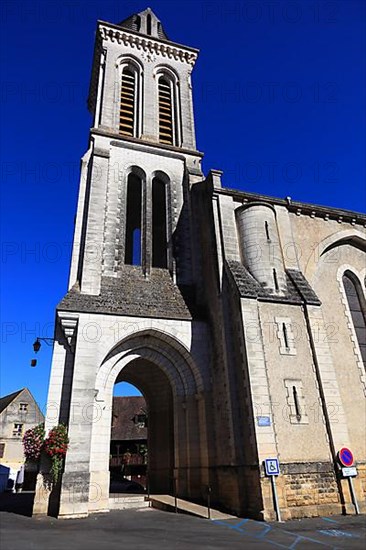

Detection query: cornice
(214, 186), (366, 227)
(98, 22), (198, 66)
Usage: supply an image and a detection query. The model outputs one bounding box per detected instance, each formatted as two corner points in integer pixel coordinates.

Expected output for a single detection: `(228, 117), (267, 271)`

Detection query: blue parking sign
(265, 458), (280, 476)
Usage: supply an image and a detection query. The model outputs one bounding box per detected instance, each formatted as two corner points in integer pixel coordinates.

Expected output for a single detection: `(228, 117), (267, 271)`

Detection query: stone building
(110, 396), (147, 488)
(0, 388), (44, 476)
(34, 8), (366, 520)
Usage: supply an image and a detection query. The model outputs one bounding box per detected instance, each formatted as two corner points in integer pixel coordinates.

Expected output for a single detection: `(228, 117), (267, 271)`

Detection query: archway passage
(112, 358), (175, 495)
(109, 384), (148, 494)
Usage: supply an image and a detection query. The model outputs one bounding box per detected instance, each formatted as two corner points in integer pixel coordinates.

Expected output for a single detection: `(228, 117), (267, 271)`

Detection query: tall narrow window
(292, 386), (301, 421)
(120, 68), (136, 136)
(343, 272), (366, 368)
(265, 221), (270, 241)
(282, 323), (289, 349)
(273, 268), (279, 291)
(158, 76), (174, 145)
(146, 13), (152, 35)
(152, 177), (167, 268)
(125, 174), (142, 265)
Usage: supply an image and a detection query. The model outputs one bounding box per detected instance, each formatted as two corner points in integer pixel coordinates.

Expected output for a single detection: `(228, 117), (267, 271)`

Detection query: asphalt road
(1, 506), (366, 550)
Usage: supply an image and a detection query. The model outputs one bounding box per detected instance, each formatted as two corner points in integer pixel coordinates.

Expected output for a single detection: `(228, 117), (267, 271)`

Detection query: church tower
(34, 7), (366, 522)
(34, 9), (212, 519)
(69, 7), (203, 294)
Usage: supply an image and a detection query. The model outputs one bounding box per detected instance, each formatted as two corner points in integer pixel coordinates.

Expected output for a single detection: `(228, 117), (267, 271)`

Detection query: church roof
(117, 8), (169, 40)
(57, 266), (196, 320)
(227, 261), (321, 305)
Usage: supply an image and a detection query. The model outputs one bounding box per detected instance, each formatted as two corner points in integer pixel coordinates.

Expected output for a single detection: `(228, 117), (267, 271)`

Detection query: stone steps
(109, 494), (150, 510)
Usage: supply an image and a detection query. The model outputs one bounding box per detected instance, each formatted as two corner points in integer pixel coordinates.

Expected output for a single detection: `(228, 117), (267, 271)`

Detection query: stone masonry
(34, 8), (366, 520)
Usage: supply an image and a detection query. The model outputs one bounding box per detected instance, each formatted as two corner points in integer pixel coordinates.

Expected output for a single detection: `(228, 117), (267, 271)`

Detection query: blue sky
(1, 0), (365, 409)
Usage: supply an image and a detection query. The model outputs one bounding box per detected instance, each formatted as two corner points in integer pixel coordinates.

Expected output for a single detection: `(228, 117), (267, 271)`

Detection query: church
(34, 8), (366, 520)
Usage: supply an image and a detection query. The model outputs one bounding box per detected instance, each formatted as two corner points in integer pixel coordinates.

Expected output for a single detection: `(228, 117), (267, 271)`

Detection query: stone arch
(88, 329), (206, 512)
(305, 229), (366, 281)
(98, 328), (203, 396)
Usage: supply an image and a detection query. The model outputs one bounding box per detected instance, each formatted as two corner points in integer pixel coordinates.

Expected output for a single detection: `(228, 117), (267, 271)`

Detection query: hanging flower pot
(22, 423), (45, 462)
(43, 424), (69, 484)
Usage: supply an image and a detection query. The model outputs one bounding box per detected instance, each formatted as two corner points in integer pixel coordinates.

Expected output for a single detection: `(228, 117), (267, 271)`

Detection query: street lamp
(31, 337), (55, 367)
(32, 337), (55, 353)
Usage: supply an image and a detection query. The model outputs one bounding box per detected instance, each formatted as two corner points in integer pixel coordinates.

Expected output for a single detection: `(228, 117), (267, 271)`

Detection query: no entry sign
(338, 447), (354, 467)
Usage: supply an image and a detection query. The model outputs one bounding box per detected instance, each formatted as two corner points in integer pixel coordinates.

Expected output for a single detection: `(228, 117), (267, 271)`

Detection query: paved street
(0, 504), (365, 550)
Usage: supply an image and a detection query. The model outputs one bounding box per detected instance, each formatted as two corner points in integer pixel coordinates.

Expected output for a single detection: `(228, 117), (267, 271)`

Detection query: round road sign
(338, 447), (354, 467)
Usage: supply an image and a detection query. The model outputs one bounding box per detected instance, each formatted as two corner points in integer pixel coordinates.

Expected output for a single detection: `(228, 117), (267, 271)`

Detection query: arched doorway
(112, 359), (174, 494)
(88, 330), (205, 513)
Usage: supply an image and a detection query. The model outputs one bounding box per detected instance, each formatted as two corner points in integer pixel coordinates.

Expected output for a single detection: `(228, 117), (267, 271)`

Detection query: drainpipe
(303, 303), (346, 510)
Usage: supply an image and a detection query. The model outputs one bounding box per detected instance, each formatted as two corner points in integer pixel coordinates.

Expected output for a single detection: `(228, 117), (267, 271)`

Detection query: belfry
(34, 8), (366, 519)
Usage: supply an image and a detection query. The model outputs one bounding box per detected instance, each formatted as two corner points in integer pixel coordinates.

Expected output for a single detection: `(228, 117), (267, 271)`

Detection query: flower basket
(22, 423), (45, 462)
(43, 424), (69, 484)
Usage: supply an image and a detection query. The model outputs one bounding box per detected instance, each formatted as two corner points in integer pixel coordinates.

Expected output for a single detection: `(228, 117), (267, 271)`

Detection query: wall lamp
(31, 337), (55, 366)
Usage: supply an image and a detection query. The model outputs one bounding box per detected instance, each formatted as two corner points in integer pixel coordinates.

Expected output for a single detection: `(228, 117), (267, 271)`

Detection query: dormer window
(134, 413), (147, 428)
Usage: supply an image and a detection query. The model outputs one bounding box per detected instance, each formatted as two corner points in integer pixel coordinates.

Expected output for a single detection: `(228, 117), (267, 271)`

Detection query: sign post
(337, 447), (359, 515)
(265, 458), (281, 522)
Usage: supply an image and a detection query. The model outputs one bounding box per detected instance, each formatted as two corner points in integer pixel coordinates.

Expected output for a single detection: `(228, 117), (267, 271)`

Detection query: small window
(135, 413), (147, 428)
(19, 403), (28, 412)
(273, 268), (279, 291)
(13, 423), (23, 437)
(0, 443), (5, 458)
(282, 323), (289, 349)
(146, 13), (152, 35)
(265, 221), (270, 241)
(275, 317), (296, 355)
(292, 385), (301, 421)
(284, 380), (308, 424)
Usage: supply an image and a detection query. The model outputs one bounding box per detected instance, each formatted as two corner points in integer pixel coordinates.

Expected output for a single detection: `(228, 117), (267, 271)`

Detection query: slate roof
(111, 396), (147, 441)
(57, 266), (194, 320)
(0, 389), (23, 414)
(227, 260), (321, 305)
(118, 8), (169, 40)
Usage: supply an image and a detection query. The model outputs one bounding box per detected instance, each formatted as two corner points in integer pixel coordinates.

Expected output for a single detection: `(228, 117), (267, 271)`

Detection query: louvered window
(120, 68), (136, 136)
(343, 272), (366, 368)
(158, 76), (174, 145)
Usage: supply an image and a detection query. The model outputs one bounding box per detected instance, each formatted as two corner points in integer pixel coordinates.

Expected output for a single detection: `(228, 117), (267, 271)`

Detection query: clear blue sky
(1, 0), (365, 409)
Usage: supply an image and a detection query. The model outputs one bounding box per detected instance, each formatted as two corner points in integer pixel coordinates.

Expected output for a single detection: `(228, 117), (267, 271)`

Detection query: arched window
(158, 73), (180, 146)
(152, 177), (167, 268)
(120, 66), (138, 137)
(125, 173), (142, 265)
(343, 272), (366, 368)
(158, 76), (174, 145)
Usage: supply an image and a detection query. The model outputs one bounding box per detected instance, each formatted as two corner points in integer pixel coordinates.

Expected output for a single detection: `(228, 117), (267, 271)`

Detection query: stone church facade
(34, 9), (366, 520)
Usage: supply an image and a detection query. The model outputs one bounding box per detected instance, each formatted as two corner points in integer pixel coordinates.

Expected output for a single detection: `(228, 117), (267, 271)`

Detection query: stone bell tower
(69, 7), (203, 294)
(34, 8), (213, 519)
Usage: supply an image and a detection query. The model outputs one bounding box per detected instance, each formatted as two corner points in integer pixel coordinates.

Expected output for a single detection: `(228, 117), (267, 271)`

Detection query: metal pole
(348, 477), (360, 515)
(174, 477), (178, 514)
(271, 475), (281, 522)
(207, 486), (211, 520)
